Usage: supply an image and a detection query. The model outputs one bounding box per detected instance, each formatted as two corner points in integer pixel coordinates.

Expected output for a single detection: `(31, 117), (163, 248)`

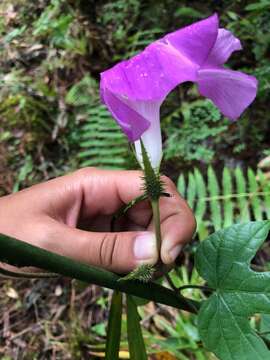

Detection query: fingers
(38, 218), (158, 273)
(73, 168), (147, 219)
(155, 177), (196, 265)
(74, 169), (196, 267)
(1, 168), (196, 273)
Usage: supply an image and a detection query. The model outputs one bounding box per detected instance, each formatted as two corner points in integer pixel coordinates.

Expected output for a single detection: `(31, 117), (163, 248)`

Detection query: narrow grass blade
(126, 295), (147, 360)
(105, 291), (123, 360)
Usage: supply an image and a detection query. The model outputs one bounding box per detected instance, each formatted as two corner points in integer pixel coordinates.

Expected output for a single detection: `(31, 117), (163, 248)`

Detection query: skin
(0, 168), (196, 274)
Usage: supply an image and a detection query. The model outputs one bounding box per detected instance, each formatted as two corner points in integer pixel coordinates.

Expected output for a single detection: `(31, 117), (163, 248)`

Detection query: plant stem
(0, 233), (200, 313)
(151, 199), (162, 257)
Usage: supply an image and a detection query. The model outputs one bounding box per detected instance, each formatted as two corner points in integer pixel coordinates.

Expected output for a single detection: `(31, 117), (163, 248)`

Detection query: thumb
(41, 220), (158, 273)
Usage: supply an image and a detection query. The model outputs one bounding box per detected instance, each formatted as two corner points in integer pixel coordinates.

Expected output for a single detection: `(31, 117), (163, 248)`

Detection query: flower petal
(101, 43), (198, 102)
(100, 14), (219, 102)
(197, 68), (258, 119)
(101, 88), (150, 141)
(164, 13), (218, 66)
(203, 29), (242, 67)
(133, 101), (163, 168)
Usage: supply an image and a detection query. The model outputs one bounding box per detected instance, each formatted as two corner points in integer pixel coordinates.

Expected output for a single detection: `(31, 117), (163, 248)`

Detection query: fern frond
(235, 167), (250, 222)
(66, 75), (129, 169)
(222, 167), (234, 228)
(207, 166), (222, 231)
(248, 167), (263, 220)
(177, 166), (270, 240)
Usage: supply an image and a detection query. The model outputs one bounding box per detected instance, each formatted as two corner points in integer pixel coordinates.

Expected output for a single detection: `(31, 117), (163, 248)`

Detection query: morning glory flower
(100, 14), (258, 168)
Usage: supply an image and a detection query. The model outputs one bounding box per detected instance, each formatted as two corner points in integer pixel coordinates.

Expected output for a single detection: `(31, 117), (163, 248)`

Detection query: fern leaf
(222, 167), (234, 228)
(65, 75), (96, 106)
(235, 167), (250, 222)
(258, 170), (270, 219)
(248, 167), (263, 220)
(67, 76), (129, 169)
(187, 172), (196, 210)
(177, 166), (269, 240)
(177, 173), (186, 198)
(194, 168), (207, 234)
(207, 166), (222, 231)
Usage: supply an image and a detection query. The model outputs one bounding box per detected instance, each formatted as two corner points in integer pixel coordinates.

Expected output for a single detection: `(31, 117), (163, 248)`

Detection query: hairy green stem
(0, 233), (200, 313)
(151, 199), (162, 257)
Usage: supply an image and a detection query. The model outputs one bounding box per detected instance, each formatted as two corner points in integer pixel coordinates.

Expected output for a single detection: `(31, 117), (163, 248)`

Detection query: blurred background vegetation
(0, 0), (270, 359)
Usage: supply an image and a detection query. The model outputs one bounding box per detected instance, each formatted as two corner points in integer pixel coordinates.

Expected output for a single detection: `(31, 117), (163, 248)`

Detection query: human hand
(0, 168), (196, 273)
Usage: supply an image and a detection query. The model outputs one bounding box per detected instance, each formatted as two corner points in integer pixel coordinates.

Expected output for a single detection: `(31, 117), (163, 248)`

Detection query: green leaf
(260, 314), (270, 340)
(105, 291), (123, 360)
(194, 168), (207, 239)
(127, 295), (148, 360)
(248, 168), (263, 220)
(235, 167), (250, 222)
(187, 172), (196, 209)
(207, 166), (222, 231)
(258, 170), (270, 219)
(222, 167), (233, 228)
(177, 173), (186, 197)
(195, 221), (270, 360)
(4, 25), (26, 43)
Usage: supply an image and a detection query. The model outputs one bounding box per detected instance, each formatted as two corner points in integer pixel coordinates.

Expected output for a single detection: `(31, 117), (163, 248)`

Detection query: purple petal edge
(203, 28), (242, 67)
(197, 68), (258, 120)
(102, 88), (150, 141)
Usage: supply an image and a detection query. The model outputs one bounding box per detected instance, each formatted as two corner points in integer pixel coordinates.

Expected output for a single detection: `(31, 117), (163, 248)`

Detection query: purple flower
(100, 14), (257, 168)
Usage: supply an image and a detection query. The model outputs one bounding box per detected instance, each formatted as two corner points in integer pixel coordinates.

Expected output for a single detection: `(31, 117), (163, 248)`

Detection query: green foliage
(164, 99), (228, 164)
(196, 221), (270, 360)
(78, 105), (128, 169)
(126, 295), (148, 360)
(177, 166), (270, 240)
(12, 155), (33, 192)
(99, 0), (140, 44)
(66, 75), (129, 169)
(105, 291), (123, 360)
(123, 28), (163, 59)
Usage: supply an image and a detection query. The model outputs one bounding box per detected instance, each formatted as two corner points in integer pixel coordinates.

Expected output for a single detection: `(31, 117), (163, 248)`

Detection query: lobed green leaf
(195, 221), (270, 360)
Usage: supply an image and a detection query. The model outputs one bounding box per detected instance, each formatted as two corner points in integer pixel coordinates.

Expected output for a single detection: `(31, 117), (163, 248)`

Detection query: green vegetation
(1, 0), (270, 358)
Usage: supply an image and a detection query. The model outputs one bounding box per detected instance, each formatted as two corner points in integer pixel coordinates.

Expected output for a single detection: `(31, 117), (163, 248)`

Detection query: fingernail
(169, 245), (182, 263)
(134, 232), (156, 262)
